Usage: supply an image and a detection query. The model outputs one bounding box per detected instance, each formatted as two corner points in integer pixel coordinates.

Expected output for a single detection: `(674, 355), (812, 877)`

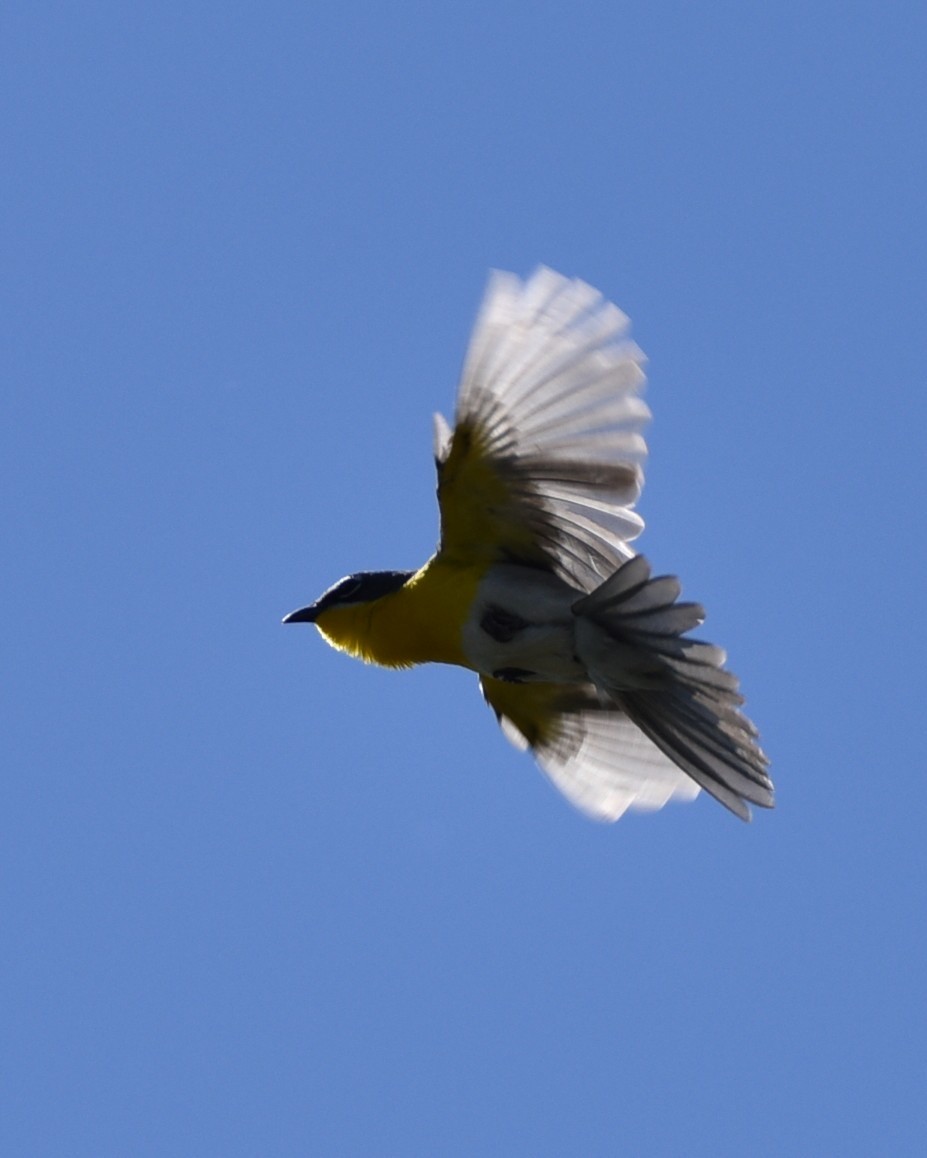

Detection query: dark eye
(338, 578), (363, 600)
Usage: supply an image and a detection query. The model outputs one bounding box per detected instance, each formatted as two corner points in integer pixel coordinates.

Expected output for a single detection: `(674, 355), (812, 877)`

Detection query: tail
(573, 554), (773, 820)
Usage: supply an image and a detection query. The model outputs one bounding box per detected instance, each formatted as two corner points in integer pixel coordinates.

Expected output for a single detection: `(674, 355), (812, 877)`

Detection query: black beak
(282, 605), (318, 624)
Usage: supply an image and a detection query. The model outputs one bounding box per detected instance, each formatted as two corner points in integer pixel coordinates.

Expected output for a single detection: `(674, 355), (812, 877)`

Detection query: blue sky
(4, 3), (926, 1154)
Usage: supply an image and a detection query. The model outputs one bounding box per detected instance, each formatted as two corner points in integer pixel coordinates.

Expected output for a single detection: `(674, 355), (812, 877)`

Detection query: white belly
(460, 565), (587, 683)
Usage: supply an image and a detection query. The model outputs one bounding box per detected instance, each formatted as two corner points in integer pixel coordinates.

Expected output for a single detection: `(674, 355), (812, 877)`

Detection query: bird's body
(286, 268), (773, 822)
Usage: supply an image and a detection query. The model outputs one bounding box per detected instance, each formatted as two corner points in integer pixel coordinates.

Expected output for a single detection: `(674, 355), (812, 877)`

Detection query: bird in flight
(285, 267), (773, 821)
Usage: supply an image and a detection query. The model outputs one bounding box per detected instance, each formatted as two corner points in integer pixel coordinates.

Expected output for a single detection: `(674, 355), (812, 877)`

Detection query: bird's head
(283, 570), (414, 657)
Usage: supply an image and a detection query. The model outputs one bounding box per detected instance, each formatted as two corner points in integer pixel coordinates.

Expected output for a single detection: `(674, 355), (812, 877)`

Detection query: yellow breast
(314, 555), (481, 670)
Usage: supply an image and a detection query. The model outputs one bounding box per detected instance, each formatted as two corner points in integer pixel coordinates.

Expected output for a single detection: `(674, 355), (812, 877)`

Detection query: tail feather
(573, 552), (651, 607)
(671, 684), (761, 744)
(655, 691), (770, 785)
(622, 697), (753, 821)
(583, 572), (682, 614)
(662, 652), (742, 696)
(612, 601), (706, 637)
(574, 553), (773, 819)
(625, 690), (774, 813)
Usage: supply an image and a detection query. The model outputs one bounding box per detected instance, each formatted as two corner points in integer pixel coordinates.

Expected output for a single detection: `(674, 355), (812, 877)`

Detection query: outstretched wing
(480, 677), (701, 821)
(435, 267), (650, 592)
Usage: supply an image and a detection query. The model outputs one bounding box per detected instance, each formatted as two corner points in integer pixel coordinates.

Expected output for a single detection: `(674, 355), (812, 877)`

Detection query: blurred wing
(480, 677), (701, 822)
(436, 267), (650, 592)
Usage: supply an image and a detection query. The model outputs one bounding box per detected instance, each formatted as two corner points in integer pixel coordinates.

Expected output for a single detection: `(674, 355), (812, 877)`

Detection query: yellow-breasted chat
(285, 268), (772, 821)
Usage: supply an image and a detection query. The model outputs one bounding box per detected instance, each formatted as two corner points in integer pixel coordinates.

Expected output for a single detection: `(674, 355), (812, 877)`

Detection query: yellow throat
(313, 555), (480, 670)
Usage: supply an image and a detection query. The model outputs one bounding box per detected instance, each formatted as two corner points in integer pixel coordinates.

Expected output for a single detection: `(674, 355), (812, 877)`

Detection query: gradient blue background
(5, 3), (925, 1155)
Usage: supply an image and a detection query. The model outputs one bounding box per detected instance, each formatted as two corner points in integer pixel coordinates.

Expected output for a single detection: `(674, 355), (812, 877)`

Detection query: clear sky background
(4, 3), (926, 1155)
